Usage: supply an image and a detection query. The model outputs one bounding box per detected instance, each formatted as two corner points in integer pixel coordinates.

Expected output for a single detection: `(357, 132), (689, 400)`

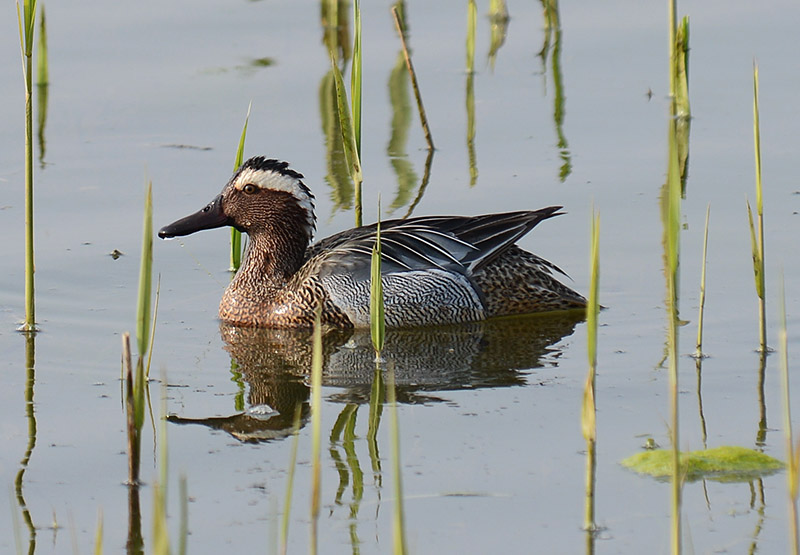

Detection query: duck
(158, 156), (586, 328)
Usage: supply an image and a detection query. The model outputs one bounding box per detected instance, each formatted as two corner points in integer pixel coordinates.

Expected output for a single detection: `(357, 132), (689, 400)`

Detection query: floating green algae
(621, 446), (783, 483)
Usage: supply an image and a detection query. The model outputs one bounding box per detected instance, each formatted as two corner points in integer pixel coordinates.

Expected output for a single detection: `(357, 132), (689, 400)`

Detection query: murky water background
(2, 0), (800, 552)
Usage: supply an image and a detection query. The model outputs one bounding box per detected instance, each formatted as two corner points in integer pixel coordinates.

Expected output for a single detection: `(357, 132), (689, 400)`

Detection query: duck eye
(243, 183), (258, 195)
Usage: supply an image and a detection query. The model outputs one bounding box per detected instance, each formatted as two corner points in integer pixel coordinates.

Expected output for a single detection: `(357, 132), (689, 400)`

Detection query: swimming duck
(159, 156), (586, 328)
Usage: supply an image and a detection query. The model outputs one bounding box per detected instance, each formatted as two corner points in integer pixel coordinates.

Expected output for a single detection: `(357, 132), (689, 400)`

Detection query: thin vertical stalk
(666, 3), (683, 551)
(18, 0), (38, 332)
(695, 205), (710, 357)
(582, 209), (600, 548)
(370, 202), (385, 354)
(666, 123), (682, 555)
(667, 0), (676, 113)
(136, 182), (153, 359)
(752, 62), (767, 351)
(351, 0), (362, 227)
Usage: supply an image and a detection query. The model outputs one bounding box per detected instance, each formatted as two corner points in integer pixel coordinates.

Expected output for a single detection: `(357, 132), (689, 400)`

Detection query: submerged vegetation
(622, 447), (783, 482)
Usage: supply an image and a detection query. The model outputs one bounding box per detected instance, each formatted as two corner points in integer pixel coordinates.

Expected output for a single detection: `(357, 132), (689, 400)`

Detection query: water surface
(2, 0), (800, 553)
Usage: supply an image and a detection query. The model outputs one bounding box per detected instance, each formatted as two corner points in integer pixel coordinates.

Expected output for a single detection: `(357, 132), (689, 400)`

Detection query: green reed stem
(370, 202), (385, 354)
(582, 209), (600, 536)
(145, 275), (161, 379)
(230, 102), (251, 271)
(309, 307), (323, 555)
(667, 0), (677, 111)
(666, 132), (682, 555)
(779, 275), (800, 554)
(752, 62), (767, 351)
(391, 6), (434, 151)
(330, 54), (363, 227)
(695, 205), (710, 357)
(666, 3), (683, 543)
(466, 0), (476, 73)
(352, 0), (363, 227)
(18, 0), (37, 332)
(136, 181), (153, 358)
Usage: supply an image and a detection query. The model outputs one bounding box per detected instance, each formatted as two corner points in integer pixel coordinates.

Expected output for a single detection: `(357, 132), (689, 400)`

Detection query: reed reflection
(487, 0), (509, 71)
(15, 332), (38, 555)
(538, 0), (571, 182)
(389, 2), (435, 218)
(466, 0), (478, 186)
(319, 0), (354, 214)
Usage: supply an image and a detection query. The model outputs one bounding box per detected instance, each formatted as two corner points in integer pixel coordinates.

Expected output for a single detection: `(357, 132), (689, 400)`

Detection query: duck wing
(305, 207), (563, 282)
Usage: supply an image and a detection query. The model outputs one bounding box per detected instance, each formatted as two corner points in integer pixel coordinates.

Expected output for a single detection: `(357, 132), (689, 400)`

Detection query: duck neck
(220, 226), (310, 325)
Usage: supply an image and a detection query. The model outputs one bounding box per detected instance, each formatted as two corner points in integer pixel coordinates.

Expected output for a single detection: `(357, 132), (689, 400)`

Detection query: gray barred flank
(322, 270), (485, 327)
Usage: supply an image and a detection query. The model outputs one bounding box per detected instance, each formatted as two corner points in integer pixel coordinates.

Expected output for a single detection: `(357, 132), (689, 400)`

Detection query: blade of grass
(145, 274), (161, 379)
(751, 61), (767, 351)
(18, 0), (38, 332)
(370, 200), (385, 354)
(230, 102), (252, 271)
(330, 54), (363, 227)
(309, 306), (323, 555)
(466, 0), (476, 74)
(136, 181), (153, 359)
(666, 124), (682, 555)
(695, 205), (710, 357)
(582, 208), (600, 538)
(665, 3), (684, 544)
(674, 16), (691, 192)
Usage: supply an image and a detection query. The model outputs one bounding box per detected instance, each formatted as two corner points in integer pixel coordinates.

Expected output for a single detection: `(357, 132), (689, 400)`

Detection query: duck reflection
(167, 311), (584, 442)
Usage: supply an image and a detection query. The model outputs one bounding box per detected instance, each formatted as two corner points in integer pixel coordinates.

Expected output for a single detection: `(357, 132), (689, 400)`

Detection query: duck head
(159, 157), (317, 280)
(159, 156), (316, 241)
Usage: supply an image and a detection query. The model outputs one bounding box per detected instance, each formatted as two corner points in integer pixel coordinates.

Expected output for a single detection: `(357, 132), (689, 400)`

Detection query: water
(2, 0), (800, 552)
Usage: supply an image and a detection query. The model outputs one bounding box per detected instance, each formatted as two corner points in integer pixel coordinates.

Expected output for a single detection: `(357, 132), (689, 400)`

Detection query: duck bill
(158, 195), (230, 239)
